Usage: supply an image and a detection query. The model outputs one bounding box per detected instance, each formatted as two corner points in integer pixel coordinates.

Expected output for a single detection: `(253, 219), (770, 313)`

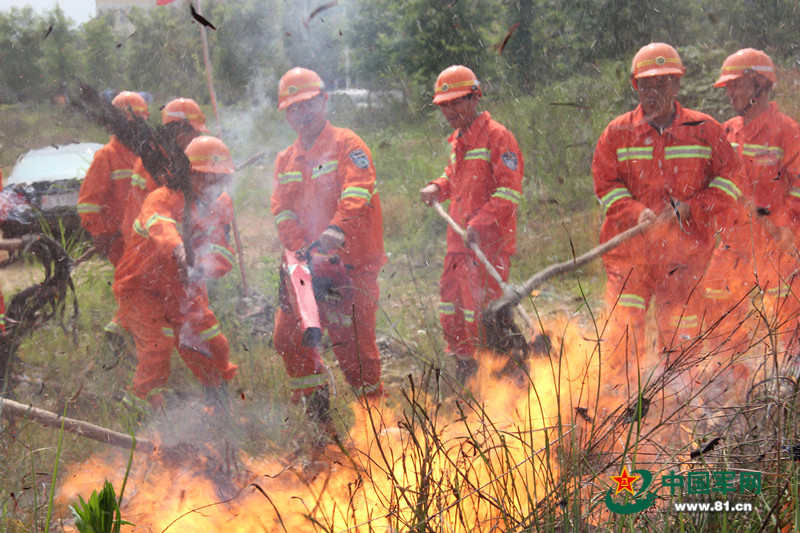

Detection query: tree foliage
(0, 1), (799, 105)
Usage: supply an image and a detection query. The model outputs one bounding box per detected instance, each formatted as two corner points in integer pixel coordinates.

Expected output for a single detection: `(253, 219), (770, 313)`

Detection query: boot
(303, 385), (337, 441)
(102, 329), (129, 370)
(203, 384), (230, 415)
(454, 357), (479, 384)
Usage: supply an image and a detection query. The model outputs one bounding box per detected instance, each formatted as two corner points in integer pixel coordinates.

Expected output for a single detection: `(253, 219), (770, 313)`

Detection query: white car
(0, 142), (103, 239)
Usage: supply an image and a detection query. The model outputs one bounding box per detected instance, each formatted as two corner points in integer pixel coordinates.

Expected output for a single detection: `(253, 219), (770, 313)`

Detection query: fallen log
(0, 397), (156, 454)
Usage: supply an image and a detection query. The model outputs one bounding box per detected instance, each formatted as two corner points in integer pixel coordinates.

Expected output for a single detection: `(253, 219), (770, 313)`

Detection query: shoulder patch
(501, 151), (519, 170)
(348, 149), (370, 169)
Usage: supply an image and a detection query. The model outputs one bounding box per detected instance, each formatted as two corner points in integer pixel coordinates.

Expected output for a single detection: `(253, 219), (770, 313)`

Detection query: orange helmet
(433, 65), (482, 104)
(112, 91), (149, 120)
(714, 48), (776, 88)
(630, 43), (685, 89)
(278, 67), (324, 111)
(161, 98), (209, 133)
(185, 136), (235, 175)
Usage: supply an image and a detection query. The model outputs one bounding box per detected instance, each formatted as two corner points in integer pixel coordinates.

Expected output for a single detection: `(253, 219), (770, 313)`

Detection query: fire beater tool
(430, 201), (672, 360)
(431, 200), (533, 365)
(487, 209), (674, 314)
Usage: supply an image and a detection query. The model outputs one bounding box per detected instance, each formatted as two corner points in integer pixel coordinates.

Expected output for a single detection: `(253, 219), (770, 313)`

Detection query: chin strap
(738, 79), (770, 117)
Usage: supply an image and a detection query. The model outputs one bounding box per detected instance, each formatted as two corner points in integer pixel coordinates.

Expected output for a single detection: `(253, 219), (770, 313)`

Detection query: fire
(54, 314), (683, 531)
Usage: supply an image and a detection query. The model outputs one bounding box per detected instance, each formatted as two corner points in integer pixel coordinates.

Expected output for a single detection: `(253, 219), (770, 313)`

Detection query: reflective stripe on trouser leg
(439, 252), (507, 359)
(174, 303), (237, 388)
(603, 262), (650, 365)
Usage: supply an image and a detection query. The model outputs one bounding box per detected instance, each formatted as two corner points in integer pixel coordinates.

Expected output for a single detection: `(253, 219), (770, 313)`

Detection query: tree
(121, 6), (204, 102)
(207, 0), (286, 104)
(38, 7), (84, 99)
(82, 14), (124, 92)
(348, 0), (500, 104)
(0, 7), (46, 102)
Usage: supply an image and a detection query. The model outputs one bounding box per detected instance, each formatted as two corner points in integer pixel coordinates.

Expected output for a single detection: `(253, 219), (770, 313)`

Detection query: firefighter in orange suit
(114, 136), (238, 406)
(592, 43), (743, 382)
(77, 92), (150, 345)
(420, 65), (524, 382)
(78, 91), (150, 264)
(699, 49), (800, 356)
(120, 98), (208, 247)
(271, 67), (385, 423)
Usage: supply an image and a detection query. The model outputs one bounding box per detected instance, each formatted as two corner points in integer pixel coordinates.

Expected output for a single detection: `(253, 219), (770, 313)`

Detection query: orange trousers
(699, 240), (800, 356)
(116, 287), (237, 400)
(603, 250), (709, 375)
(438, 252), (509, 361)
(273, 269), (382, 401)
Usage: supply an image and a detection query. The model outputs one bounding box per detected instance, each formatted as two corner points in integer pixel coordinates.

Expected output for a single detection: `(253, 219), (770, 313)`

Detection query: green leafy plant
(70, 480), (132, 533)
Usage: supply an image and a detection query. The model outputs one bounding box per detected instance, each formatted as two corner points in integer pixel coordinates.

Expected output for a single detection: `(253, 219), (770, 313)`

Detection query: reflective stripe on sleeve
(491, 187), (521, 205)
(463, 309), (475, 323)
(341, 186), (372, 201)
(275, 210), (298, 225)
(599, 187), (633, 213)
(145, 213), (179, 232)
(77, 203), (102, 214)
(278, 171), (303, 185)
(199, 324), (222, 341)
(132, 219), (148, 238)
(131, 173), (147, 190)
(111, 168), (134, 181)
(209, 244), (235, 266)
(133, 213), (180, 238)
(709, 176), (742, 201)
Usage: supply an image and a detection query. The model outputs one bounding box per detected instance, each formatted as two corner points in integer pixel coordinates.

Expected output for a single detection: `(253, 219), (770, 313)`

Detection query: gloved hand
(465, 225), (481, 247)
(420, 183), (441, 206)
(637, 208), (657, 225)
(319, 226), (345, 252)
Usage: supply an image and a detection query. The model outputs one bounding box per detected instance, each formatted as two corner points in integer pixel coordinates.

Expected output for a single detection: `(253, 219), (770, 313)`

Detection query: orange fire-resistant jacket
(722, 102), (800, 240)
(77, 136), (140, 264)
(114, 187), (235, 300)
(592, 101), (743, 264)
(429, 111), (524, 259)
(271, 121), (385, 270)
(118, 158), (159, 247)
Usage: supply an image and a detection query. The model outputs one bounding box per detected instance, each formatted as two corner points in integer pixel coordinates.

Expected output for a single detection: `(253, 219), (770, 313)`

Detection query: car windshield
(7, 143), (103, 185)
